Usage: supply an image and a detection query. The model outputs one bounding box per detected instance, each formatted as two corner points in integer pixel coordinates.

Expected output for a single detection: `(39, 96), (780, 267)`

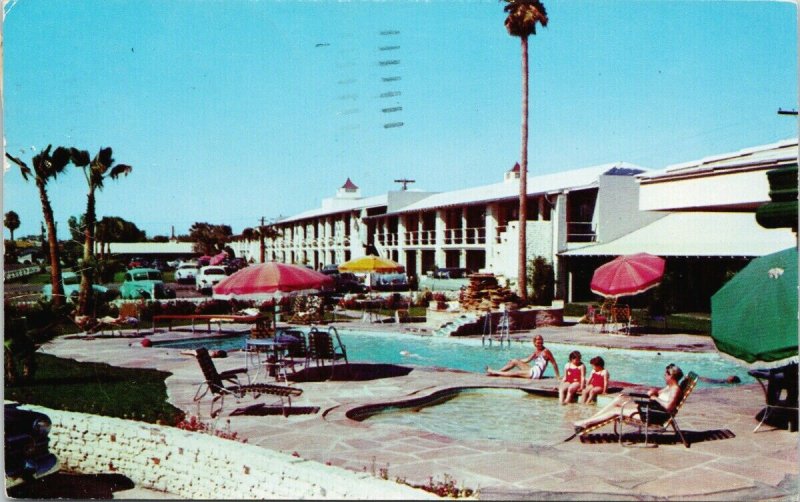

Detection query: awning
(561, 212), (796, 257)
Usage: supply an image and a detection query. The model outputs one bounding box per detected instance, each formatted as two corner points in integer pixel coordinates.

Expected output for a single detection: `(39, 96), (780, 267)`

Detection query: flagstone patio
(39, 321), (798, 500)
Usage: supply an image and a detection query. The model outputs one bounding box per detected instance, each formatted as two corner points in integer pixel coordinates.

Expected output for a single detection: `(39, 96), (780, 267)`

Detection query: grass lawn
(5, 353), (185, 426)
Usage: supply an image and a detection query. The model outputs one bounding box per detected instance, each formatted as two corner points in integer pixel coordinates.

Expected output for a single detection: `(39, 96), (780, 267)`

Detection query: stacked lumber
(459, 274), (520, 312)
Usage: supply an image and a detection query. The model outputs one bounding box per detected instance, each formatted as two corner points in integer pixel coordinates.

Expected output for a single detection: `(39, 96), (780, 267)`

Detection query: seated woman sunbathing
(486, 335), (560, 380)
(573, 363), (684, 433)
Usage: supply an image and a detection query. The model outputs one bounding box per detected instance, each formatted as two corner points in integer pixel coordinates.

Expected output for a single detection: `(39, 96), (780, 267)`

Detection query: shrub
(431, 292), (447, 302)
(175, 415), (246, 442)
(527, 256), (554, 306)
(414, 289), (433, 307)
(194, 300), (233, 315)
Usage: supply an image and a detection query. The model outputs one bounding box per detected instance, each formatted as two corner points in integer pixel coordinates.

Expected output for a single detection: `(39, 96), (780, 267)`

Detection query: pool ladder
(482, 308), (510, 348)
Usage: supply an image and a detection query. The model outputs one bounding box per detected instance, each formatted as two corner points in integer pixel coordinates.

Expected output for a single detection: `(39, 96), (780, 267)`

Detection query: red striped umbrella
(212, 262), (333, 301)
(590, 253), (666, 298)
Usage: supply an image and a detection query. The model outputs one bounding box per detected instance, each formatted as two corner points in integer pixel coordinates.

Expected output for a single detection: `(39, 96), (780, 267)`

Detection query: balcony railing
(567, 221), (596, 243)
(375, 232), (398, 247)
(405, 229), (435, 246)
(442, 227), (486, 245)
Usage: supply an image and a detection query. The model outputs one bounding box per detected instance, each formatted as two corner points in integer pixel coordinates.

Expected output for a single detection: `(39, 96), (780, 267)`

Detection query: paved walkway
(41, 320), (798, 500)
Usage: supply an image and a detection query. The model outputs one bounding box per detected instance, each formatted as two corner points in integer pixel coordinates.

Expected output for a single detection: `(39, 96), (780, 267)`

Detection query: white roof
(639, 138), (798, 182)
(562, 212), (797, 257)
(278, 194), (388, 224)
(106, 242), (196, 255)
(389, 162), (646, 214)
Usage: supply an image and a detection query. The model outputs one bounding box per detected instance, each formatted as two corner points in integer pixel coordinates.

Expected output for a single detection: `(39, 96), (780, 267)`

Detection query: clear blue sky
(3, 0), (797, 239)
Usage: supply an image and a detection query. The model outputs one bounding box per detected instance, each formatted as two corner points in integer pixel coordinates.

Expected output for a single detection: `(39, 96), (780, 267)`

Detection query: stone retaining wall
(23, 405), (436, 499)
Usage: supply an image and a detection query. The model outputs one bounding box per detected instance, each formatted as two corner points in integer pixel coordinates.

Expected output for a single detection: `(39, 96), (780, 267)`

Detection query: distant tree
(257, 224), (280, 263)
(95, 216), (147, 259)
(4, 240), (19, 264)
(502, 0), (548, 301)
(4, 211), (20, 241)
(67, 215), (84, 244)
(241, 227), (256, 242)
(151, 235), (170, 243)
(189, 222), (232, 255)
(6, 146), (71, 306)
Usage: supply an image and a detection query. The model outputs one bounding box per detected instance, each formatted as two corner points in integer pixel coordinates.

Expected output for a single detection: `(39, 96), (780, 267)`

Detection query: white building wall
(639, 170), (770, 212)
(596, 174), (666, 243)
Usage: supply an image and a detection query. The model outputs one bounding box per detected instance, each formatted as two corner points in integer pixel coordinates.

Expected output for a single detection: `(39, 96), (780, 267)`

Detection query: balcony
(567, 221), (596, 243)
(405, 229), (436, 246)
(443, 227), (485, 245)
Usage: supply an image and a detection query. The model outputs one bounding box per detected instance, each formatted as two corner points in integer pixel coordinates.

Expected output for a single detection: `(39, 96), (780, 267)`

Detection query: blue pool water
(157, 328), (752, 387)
(350, 387), (598, 443)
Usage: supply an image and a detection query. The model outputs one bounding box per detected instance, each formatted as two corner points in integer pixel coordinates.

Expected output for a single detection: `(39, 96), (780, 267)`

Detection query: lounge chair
(307, 326), (349, 380)
(577, 371), (698, 447)
(96, 302), (141, 336)
(193, 347), (302, 418)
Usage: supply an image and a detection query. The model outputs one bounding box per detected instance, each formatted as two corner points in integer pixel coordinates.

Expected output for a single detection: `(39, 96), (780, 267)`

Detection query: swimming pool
(348, 387), (598, 444)
(156, 328), (752, 387)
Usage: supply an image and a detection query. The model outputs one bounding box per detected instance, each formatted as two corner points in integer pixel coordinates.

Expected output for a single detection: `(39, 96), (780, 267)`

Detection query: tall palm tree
(502, 0), (548, 301)
(70, 147), (132, 316)
(6, 146), (71, 306)
(4, 211), (21, 241)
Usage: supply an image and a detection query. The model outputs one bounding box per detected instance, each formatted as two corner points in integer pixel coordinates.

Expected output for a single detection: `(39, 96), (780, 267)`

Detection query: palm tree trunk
(518, 35), (529, 301)
(78, 187), (97, 316)
(37, 181), (64, 307)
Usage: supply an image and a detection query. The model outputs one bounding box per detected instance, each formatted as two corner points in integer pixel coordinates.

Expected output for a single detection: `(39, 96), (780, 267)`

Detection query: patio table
(245, 338), (290, 382)
(355, 298), (384, 323)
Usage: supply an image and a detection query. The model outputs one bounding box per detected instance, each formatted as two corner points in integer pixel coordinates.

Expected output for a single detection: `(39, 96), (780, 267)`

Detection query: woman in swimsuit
(573, 363), (684, 432)
(581, 356), (609, 403)
(486, 335), (560, 380)
(558, 351), (586, 404)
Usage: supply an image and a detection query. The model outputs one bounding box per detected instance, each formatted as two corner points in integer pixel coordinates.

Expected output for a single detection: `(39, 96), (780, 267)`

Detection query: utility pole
(259, 216), (266, 263)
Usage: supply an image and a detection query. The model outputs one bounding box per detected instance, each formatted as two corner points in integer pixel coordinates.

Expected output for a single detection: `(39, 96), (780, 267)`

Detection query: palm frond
(5, 153), (31, 181)
(109, 164), (132, 179)
(70, 148), (91, 167)
(503, 0), (548, 37)
(50, 147), (72, 177)
(94, 147), (114, 170)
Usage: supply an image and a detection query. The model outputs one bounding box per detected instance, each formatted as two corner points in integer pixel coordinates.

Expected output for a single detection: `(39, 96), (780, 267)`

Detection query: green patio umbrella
(711, 246), (799, 369)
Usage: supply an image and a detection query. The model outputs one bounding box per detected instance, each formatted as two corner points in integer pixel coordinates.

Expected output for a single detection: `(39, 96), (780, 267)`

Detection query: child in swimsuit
(559, 350), (585, 404)
(581, 356), (609, 403)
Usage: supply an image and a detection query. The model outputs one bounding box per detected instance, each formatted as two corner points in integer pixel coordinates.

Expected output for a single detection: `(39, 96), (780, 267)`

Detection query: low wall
(22, 405), (436, 500)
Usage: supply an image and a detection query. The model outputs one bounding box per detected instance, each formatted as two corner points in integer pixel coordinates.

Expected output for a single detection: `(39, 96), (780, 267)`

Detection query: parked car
(433, 267), (469, 279)
(42, 271), (111, 303)
(331, 272), (367, 294)
(321, 264), (340, 275)
(371, 272), (410, 292)
(174, 263), (199, 284)
(4, 403), (59, 489)
(120, 268), (176, 299)
(196, 265), (228, 293)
